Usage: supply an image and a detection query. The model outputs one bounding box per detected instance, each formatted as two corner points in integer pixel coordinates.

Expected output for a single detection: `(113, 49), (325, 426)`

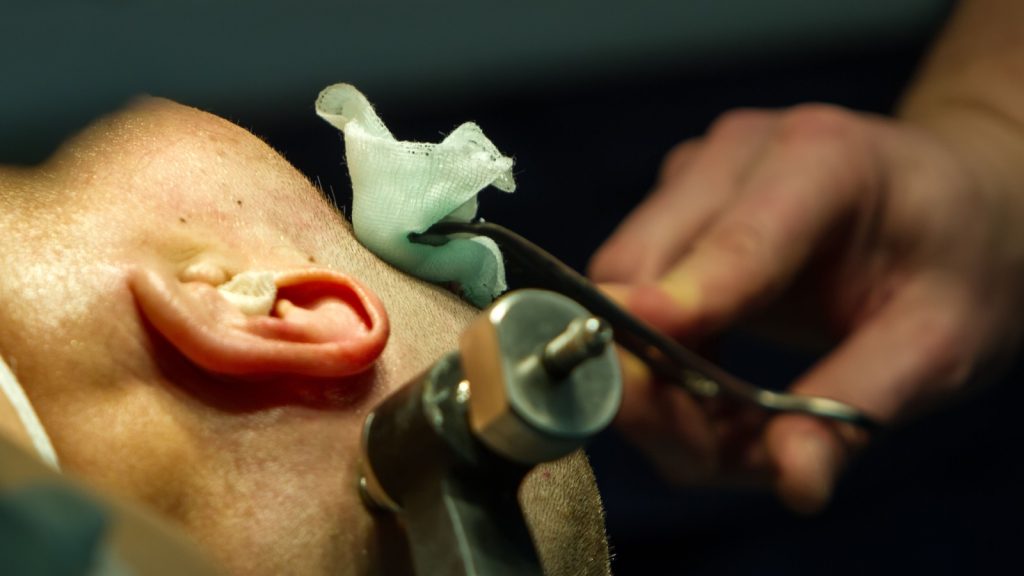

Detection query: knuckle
(712, 219), (769, 264)
(589, 235), (663, 282)
(912, 313), (972, 390)
(659, 139), (701, 182)
(917, 325), (957, 370)
(707, 220), (783, 299)
(778, 104), (875, 195)
(708, 108), (772, 140)
(588, 238), (633, 280)
(779, 103), (859, 145)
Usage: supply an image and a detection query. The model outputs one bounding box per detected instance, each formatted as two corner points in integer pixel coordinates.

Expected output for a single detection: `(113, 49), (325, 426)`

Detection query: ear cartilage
(217, 271), (278, 316)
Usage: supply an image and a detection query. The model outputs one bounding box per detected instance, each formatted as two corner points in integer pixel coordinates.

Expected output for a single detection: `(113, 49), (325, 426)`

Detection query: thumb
(767, 282), (972, 513)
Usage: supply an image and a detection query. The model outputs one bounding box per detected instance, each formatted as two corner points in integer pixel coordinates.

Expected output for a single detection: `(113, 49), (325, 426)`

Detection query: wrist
(898, 94), (1024, 355)
(904, 91), (1024, 183)
(900, 92), (1024, 231)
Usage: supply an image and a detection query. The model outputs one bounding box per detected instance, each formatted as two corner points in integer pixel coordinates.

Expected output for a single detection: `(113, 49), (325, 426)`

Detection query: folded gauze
(315, 84), (516, 307)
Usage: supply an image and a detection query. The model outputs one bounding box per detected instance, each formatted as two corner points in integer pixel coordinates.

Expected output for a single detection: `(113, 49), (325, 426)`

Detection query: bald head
(0, 97), (482, 574)
(0, 97), (608, 576)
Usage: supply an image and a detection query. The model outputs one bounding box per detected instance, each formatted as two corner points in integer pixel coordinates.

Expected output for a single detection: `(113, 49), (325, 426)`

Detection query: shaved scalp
(0, 97), (608, 575)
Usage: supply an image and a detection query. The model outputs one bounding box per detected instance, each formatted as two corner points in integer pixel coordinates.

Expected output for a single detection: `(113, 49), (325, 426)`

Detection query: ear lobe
(129, 268), (389, 379)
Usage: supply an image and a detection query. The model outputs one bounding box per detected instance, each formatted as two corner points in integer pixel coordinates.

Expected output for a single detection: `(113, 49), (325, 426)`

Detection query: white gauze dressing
(315, 84), (516, 307)
(217, 271), (277, 316)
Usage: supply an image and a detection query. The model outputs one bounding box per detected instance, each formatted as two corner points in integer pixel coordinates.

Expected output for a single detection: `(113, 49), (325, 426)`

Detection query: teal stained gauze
(315, 84), (516, 307)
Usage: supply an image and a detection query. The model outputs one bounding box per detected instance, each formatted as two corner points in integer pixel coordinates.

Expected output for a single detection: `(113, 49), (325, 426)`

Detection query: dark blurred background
(5, 1), (1022, 574)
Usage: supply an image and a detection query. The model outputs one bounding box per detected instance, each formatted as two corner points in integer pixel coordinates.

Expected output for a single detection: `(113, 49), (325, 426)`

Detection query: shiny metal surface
(414, 221), (881, 432)
(462, 290), (622, 465)
(360, 352), (544, 576)
(542, 317), (613, 379)
(359, 290), (623, 575)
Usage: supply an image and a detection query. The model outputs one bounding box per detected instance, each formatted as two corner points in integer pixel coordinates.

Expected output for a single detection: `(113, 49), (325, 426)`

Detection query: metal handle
(414, 221), (881, 432)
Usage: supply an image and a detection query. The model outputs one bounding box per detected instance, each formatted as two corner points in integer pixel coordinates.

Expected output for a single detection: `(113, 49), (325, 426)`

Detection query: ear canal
(130, 268), (390, 379)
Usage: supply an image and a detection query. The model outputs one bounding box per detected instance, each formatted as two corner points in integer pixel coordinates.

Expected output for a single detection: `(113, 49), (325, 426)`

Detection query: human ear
(129, 267), (389, 379)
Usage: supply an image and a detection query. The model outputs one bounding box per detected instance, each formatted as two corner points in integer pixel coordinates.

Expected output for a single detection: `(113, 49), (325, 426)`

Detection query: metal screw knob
(460, 290), (623, 465)
(541, 317), (613, 379)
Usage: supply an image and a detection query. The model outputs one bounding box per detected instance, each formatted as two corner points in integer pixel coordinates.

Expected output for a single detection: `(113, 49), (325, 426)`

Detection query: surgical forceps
(412, 221), (880, 432)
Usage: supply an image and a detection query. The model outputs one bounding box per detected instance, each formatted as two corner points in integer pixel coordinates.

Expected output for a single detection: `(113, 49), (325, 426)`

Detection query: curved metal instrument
(412, 221), (880, 432)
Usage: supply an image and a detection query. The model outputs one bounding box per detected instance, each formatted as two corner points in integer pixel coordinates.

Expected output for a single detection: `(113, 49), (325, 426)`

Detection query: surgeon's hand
(589, 103), (1024, 513)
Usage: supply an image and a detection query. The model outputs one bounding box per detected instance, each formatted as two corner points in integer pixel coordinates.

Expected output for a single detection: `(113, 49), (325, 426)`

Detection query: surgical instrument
(412, 221), (880, 432)
(359, 289), (622, 575)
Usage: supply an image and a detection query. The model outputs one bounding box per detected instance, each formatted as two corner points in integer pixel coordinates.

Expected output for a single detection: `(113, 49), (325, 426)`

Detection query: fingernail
(659, 269), (701, 312)
(617, 349), (652, 390)
(596, 282), (631, 306)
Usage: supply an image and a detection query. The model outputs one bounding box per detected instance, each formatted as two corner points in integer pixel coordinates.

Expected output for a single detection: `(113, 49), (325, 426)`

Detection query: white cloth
(0, 354), (59, 470)
(316, 84), (516, 307)
(217, 271), (277, 316)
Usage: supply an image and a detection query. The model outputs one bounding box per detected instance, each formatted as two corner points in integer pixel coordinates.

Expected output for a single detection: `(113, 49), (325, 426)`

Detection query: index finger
(630, 106), (881, 338)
